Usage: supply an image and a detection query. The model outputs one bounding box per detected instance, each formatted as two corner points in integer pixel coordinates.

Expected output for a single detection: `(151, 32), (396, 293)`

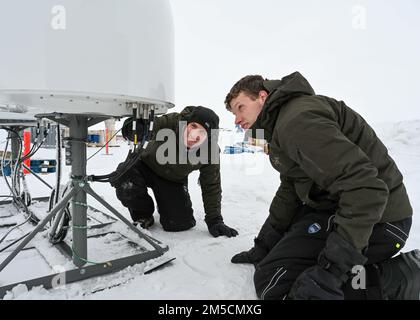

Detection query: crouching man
(112, 106), (238, 238)
(225, 72), (419, 299)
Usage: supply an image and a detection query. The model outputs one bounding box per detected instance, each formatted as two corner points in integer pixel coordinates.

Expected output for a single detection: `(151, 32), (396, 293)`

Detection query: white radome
(0, 0), (175, 117)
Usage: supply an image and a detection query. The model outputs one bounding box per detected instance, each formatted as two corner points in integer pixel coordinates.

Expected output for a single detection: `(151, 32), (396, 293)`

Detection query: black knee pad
(115, 181), (153, 211)
(161, 217), (196, 232)
(254, 264), (290, 300)
(129, 199), (155, 221)
(116, 181), (138, 201)
(253, 266), (268, 299)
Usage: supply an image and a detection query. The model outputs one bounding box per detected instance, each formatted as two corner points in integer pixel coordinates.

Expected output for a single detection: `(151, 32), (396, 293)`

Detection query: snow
(0, 120), (419, 300)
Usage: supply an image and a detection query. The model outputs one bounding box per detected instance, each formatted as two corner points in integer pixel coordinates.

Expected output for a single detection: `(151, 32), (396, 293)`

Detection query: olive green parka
(251, 72), (412, 250)
(140, 107), (222, 224)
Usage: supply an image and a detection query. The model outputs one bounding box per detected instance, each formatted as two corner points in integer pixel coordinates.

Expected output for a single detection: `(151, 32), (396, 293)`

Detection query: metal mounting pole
(0, 113), (170, 296)
(69, 116), (88, 267)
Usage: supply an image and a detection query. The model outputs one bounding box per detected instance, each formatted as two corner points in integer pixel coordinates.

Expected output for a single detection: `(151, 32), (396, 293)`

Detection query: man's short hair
(224, 75), (266, 110)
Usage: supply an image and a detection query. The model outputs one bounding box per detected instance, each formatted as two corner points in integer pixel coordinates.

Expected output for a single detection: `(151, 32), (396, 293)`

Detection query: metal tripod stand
(0, 113), (168, 297)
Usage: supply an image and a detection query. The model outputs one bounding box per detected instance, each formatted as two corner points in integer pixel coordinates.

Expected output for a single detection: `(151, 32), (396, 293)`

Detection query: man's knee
(160, 217), (196, 232)
(254, 263), (291, 300)
(116, 181), (138, 201)
(158, 200), (195, 232)
(115, 181), (153, 211)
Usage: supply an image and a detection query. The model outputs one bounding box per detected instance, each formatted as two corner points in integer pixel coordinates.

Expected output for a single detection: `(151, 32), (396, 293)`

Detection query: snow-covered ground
(0, 120), (419, 300)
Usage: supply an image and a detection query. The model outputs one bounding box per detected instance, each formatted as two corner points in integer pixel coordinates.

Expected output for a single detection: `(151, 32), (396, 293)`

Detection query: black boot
(134, 216), (155, 229)
(379, 249), (420, 300)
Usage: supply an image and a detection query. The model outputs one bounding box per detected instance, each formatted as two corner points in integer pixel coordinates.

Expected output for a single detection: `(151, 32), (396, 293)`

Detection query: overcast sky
(170, 0), (420, 129)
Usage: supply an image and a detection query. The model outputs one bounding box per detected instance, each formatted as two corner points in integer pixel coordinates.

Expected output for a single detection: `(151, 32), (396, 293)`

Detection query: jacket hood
(250, 71), (315, 141)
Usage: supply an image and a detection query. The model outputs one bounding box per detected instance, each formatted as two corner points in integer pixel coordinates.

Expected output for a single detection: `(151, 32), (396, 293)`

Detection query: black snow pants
(114, 160), (196, 232)
(254, 206), (412, 300)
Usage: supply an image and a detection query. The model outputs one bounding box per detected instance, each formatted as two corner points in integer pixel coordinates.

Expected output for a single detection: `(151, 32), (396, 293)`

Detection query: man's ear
(259, 90), (269, 103)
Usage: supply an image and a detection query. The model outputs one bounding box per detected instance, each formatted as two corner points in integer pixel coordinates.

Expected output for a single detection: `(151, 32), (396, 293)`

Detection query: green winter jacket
(250, 72), (413, 250)
(140, 107), (222, 224)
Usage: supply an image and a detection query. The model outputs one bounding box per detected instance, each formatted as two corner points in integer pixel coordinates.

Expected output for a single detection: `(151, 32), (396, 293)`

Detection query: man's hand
(231, 250), (254, 264)
(231, 240), (268, 265)
(231, 219), (284, 266)
(208, 221), (238, 238)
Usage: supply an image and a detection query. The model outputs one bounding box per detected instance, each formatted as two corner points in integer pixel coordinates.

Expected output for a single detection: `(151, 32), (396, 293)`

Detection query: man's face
(229, 91), (268, 130)
(183, 122), (208, 149)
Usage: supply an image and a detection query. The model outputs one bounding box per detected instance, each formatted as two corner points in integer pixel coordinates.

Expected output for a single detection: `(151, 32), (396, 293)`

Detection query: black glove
(289, 231), (367, 300)
(207, 221), (238, 238)
(231, 238), (268, 265)
(231, 219), (284, 265)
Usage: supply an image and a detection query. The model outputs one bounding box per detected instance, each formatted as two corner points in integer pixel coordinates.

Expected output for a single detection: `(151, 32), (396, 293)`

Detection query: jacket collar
(250, 71), (315, 142)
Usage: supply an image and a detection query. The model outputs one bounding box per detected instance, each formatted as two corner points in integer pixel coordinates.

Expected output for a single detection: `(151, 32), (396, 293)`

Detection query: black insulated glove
(208, 221), (238, 238)
(231, 238), (268, 265)
(289, 231), (368, 300)
(231, 219), (284, 266)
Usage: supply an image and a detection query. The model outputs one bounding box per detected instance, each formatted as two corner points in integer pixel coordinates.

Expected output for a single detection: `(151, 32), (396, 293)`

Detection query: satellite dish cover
(0, 0), (175, 116)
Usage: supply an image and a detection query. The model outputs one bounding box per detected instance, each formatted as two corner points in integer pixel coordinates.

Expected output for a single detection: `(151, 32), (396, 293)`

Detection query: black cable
(11, 130), (23, 196)
(89, 116), (151, 184)
(1, 133), (16, 202)
(54, 124), (62, 204)
(19, 137), (37, 160)
(0, 131), (37, 245)
(19, 133), (46, 163)
(19, 141), (44, 163)
(1, 128), (39, 226)
(0, 123), (49, 247)
(0, 232), (31, 254)
(1, 130), (19, 199)
(91, 150), (141, 183)
(0, 213), (33, 245)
